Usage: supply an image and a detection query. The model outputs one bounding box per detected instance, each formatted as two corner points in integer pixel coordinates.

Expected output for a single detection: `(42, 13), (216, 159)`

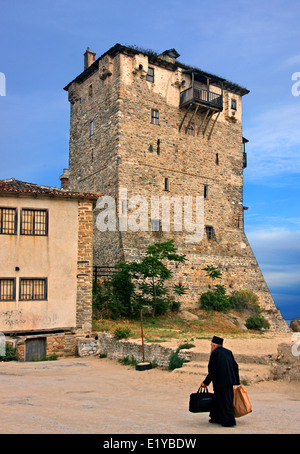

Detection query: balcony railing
(180, 86), (223, 110)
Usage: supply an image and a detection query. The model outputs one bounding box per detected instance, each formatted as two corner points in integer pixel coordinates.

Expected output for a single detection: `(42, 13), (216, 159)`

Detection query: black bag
(189, 387), (214, 413)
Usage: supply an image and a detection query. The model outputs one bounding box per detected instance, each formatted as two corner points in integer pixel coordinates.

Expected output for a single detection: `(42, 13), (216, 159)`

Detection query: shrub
(200, 285), (231, 312)
(168, 350), (184, 370)
(246, 315), (270, 330)
(229, 290), (260, 313)
(0, 343), (18, 362)
(113, 325), (132, 340)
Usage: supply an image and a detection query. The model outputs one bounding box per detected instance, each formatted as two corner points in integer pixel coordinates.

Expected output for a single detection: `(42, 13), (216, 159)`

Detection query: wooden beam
(185, 104), (199, 134)
(208, 111), (220, 140)
(179, 103), (192, 132)
(202, 109), (214, 136)
(197, 109), (210, 135)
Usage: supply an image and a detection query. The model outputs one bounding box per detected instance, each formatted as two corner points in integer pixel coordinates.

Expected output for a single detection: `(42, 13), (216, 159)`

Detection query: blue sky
(0, 0), (299, 319)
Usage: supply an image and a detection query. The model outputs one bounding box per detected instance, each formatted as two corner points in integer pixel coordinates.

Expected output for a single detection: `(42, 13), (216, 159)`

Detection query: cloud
(244, 103), (300, 182)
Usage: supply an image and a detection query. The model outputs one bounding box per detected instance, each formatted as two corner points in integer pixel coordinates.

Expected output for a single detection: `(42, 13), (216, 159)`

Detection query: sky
(0, 0), (299, 320)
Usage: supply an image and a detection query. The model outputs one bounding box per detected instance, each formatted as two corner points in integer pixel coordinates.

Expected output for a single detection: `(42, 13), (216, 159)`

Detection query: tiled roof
(0, 178), (100, 200)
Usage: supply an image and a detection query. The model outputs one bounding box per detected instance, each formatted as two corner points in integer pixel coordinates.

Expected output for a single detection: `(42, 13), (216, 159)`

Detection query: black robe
(203, 346), (240, 426)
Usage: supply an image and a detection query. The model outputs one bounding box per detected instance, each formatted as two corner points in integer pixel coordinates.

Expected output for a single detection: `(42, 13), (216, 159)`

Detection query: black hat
(212, 336), (223, 346)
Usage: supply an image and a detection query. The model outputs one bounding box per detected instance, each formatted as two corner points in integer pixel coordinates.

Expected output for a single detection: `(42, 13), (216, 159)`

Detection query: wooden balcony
(180, 86), (223, 111)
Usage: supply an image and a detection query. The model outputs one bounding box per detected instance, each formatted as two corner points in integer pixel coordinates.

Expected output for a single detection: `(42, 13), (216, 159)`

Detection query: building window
(0, 278), (16, 301)
(205, 226), (215, 240)
(90, 120), (94, 136)
(231, 99), (237, 110)
(216, 153), (219, 165)
(157, 139), (160, 155)
(151, 219), (161, 232)
(0, 207), (17, 234)
(19, 278), (47, 301)
(89, 84), (93, 97)
(164, 177), (169, 191)
(204, 185), (208, 199)
(20, 209), (48, 236)
(151, 109), (159, 125)
(146, 67), (154, 83)
(187, 122), (195, 135)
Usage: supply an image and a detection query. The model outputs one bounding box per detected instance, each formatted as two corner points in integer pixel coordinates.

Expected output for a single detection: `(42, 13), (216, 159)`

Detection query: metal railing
(180, 86), (223, 109)
(93, 265), (119, 283)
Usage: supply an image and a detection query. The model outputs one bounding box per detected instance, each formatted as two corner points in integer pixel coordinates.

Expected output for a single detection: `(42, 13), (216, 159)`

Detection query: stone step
(173, 360), (271, 384)
(190, 351), (272, 365)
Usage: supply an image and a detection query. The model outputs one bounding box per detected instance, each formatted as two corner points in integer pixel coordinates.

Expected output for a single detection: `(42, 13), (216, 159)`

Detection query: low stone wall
(270, 342), (300, 381)
(77, 333), (192, 367)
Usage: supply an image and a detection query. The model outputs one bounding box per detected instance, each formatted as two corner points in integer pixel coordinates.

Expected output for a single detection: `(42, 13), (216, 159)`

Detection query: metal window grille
(0, 207), (17, 234)
(146, 67), (154, 83)
(151, 109), (159, 125)
(0, 278), (16, 301)
(19, 278), (47, 301)
(20, 209), (48, 236)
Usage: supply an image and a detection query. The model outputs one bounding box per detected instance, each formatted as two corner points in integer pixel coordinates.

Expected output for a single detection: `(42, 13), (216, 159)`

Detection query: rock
(178, 310), (199, 321)
(227, 313), (247, 330)
(290, 318), (300, 332)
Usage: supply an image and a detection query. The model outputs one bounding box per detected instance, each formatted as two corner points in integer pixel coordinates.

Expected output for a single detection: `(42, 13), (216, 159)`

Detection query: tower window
(205, 226), (215, 240)
(151, 219), (161, 232)
(146, 67), (154, 83)
(204, 185), (208, 199)
(216, 153), (219, 165)
(231, 99), (237, 110)
(157, 139), (160, 155)
(187, 122), (195, 135)
(164, 177), (169, 191)
(90, 120), (94, 136)
(89, 84), (93, 97)
(151, 109), (159, 125)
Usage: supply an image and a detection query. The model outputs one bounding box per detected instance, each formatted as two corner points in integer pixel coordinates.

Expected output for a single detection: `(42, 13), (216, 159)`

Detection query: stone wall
(77, 333), (192, 367)
(270, 342), (300, 381)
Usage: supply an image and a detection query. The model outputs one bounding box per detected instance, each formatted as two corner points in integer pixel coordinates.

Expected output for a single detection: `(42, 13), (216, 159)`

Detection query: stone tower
(64, 44), (288, 331)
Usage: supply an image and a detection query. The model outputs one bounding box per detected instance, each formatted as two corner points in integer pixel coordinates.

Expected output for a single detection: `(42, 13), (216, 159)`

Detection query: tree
(129, 240), (187, 315)
(202, 265), (222, 288)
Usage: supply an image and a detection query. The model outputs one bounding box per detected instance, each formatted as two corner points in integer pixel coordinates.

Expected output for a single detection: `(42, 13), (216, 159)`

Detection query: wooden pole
(140, 309), (145, 362)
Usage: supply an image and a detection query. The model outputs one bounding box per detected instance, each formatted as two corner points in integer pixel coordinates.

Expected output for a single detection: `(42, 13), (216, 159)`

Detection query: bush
(0, 343), (18, 362)
(200, 285), (231, 312)
(246, 315), (270, 330)
(229, 290), (260, 313)
(168, 350), (184, 370)
(113, 325), (132, 340)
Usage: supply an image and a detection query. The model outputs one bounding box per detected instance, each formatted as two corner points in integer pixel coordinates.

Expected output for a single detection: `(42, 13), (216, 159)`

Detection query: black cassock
(203, 347), (240, 426)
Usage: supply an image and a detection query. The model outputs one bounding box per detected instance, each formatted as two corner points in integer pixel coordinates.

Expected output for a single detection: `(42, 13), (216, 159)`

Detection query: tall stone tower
(64, 44), (288, 331)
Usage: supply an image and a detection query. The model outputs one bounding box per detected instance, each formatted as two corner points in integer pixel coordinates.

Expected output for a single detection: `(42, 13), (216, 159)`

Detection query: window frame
(0, 278), (16, 301)
(19, 278), (48, 301)
(150, 219), (161, 232)
(231, 98), (237, 110)
(20, 209), (48, 236)
(146, 67), (154, 83)
(0, 207), (17, 235)
(187, 122), (195, 136)
(205, 225), (215, 240)
(151, 109), (159, 125)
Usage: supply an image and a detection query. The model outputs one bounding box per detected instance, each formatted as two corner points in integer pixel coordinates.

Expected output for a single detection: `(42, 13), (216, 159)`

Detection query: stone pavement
(0, 356), (299, 434)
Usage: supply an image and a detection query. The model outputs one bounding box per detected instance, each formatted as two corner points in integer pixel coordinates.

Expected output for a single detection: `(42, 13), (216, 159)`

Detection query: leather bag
(189, 386), (214, 413)
(233, 385), (252, 417)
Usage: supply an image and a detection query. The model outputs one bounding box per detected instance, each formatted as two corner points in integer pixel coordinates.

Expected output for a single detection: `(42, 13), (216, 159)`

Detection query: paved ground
(0, 356), (299, 434)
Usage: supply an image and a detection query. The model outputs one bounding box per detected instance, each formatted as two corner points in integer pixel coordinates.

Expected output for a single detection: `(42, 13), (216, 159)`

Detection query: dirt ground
(0, 333), (299, 435)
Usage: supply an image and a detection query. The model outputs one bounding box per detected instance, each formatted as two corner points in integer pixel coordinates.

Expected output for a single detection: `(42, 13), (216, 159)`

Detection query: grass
(92, 309), (268, 343)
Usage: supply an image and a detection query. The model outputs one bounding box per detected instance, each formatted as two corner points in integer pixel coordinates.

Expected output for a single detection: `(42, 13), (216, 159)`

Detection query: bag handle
(197, 386), (208, 393)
